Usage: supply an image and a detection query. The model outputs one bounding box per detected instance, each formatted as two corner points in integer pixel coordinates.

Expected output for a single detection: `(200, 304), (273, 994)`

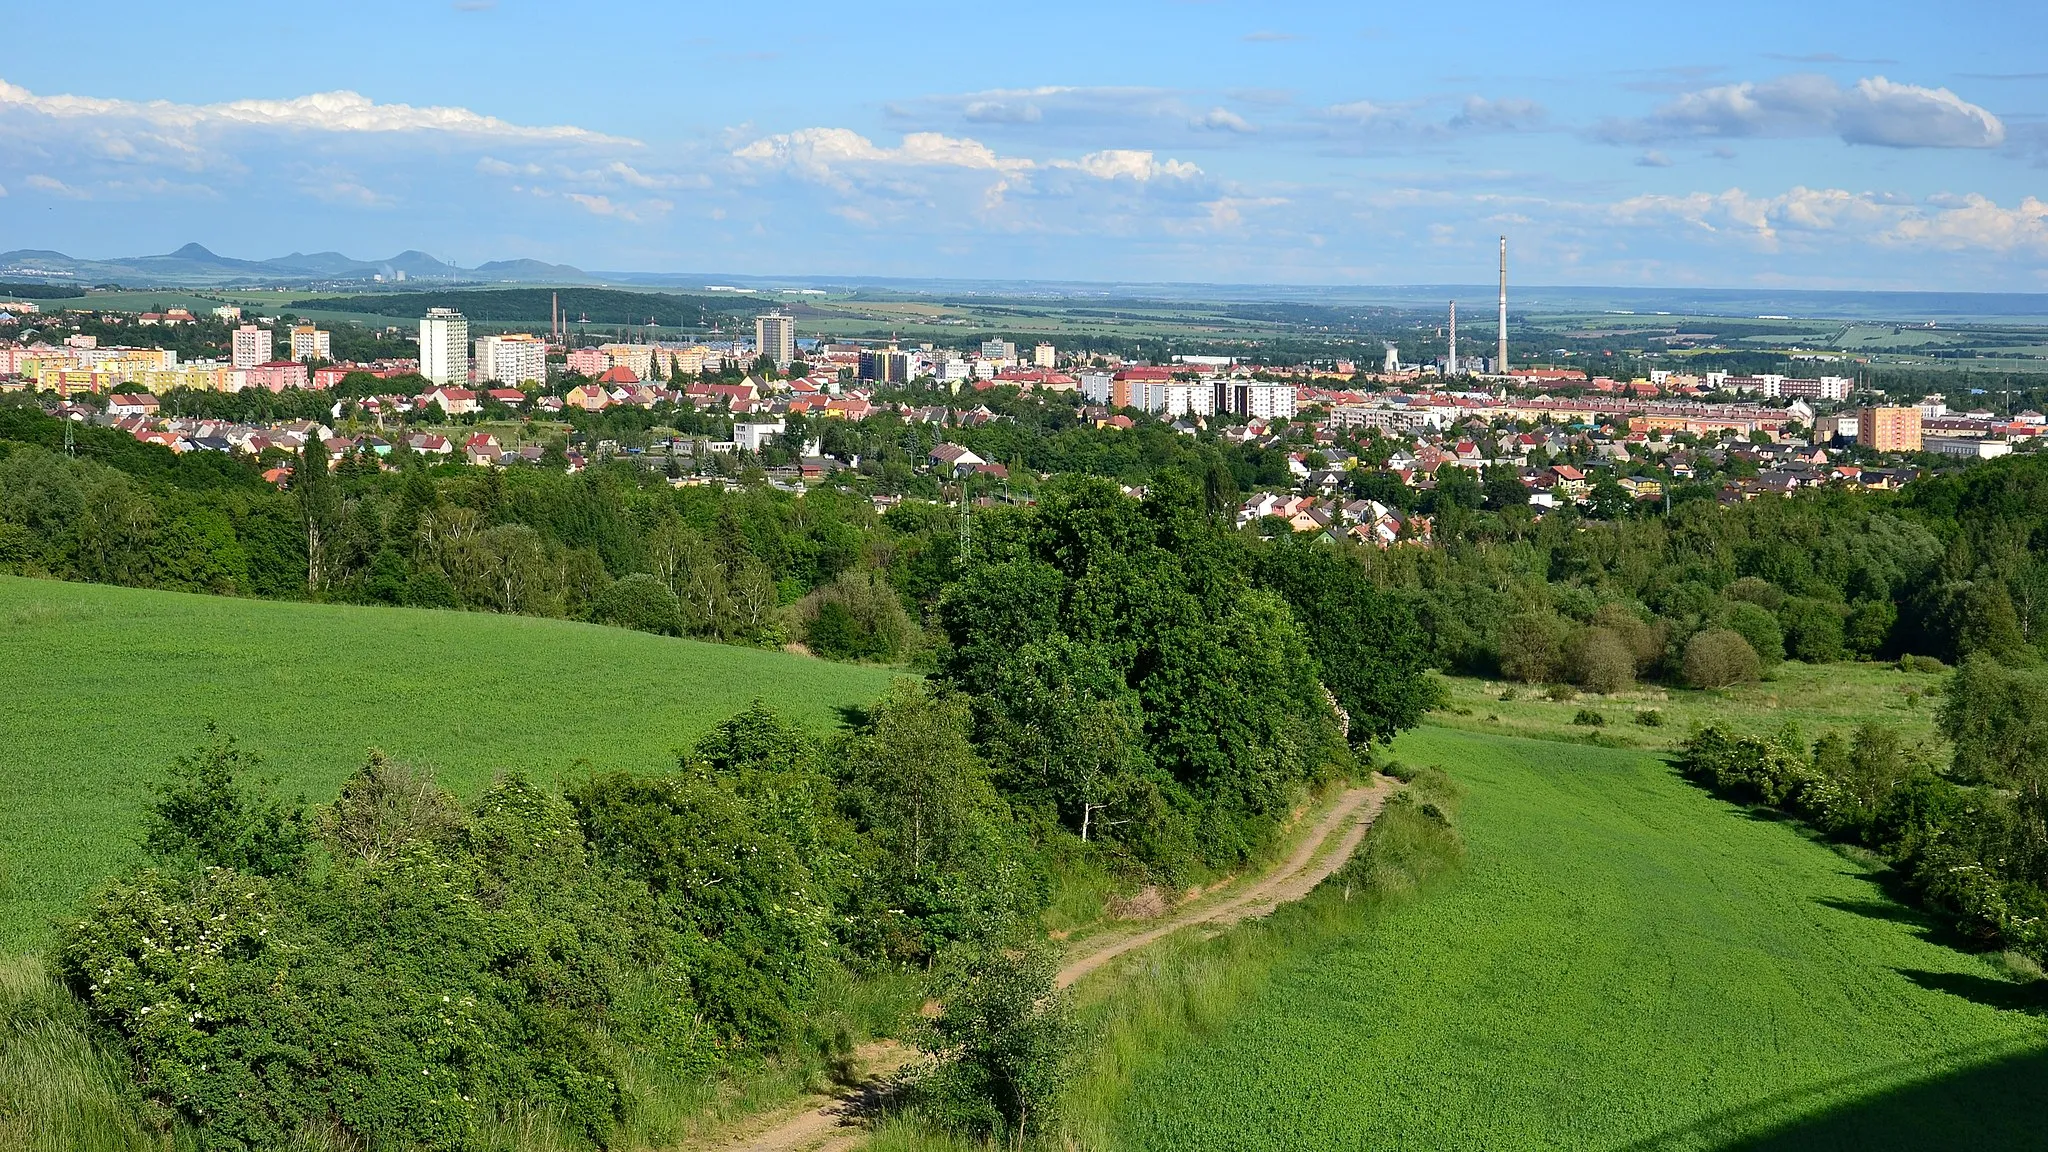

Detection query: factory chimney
(1447, 300), (1457, 377)
(1496, 236), (1508, 374)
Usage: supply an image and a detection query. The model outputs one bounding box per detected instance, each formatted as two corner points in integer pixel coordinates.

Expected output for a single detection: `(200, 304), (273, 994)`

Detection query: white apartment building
(289, 324), (331, 362)
(755, 313), (795, 368)
(230, 324), (271, 369)
(980, 339), (1017, 364)
(1216, 380), (1297, 420)
(420, 308), (470, 386)
(1140, 380), (1216, 418)
(1033, 342), (1056, 369)
(476, 333), (548, 386)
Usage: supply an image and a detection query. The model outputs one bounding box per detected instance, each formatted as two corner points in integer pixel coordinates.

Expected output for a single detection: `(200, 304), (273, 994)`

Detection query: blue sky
(2, 0), (2044, 290)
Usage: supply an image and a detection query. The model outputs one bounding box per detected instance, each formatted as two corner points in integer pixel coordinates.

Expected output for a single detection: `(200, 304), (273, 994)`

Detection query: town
(0, 289), (2032, 545)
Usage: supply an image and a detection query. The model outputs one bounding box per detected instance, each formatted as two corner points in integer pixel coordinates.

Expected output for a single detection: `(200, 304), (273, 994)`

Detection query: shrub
(1571, 708), (1606, 727)
(1900, 653), (1946, 675)
(1720, 601), (1785, 667)
(1779, 597), (1847, 663)
(795, 570), (918, 663)
(913, 935), (1075, 1142)
(1544, 683), (1579, 702)
(1683, 629), (1762, 688)
(1635, 709), (1665, 727)
(1592, 602), (1664, 674)
(1570, 627), (1636, 694)
(1496, 610), (1571, 684)
(588, 572), (682, 635)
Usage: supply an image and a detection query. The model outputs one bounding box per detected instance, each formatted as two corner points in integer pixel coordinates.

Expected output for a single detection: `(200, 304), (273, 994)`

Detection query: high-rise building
(231, 324), (271, 369)
(755, 312), (795, 368)
(289, 324), (331, 362)
(858, 346), (914, 384)
(420, 308), (470, 386)
(476, 333), (548, 386)
(980, 338), (1017, 363)
(1858, 406), (1922, 453)
(1034, 342), (1056, 369)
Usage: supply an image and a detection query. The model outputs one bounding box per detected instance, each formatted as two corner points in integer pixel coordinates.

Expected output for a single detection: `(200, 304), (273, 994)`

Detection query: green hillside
(1108, 727), (2048, 1150)
(0, 575), (904, 951)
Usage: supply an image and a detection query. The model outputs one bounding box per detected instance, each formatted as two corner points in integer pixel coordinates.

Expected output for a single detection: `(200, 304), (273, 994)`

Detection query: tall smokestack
(1497, 236), (1508, 374)
(1447, 300), (1457, 376)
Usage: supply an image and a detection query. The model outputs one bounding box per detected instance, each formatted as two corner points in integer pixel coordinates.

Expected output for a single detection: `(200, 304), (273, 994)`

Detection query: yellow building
(1857, 406), (1922, 453)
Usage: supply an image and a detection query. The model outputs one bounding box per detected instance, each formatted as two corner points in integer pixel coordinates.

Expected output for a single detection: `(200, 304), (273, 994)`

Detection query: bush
(795, 570), (918, 663)
(1683, 629), (1762, 688)
(1634, 708), (1665, 727)
(1720, 601), (1785, 667)
(1544, 683), (1579, 702)
(1779, 597), (1847, 663)
(1592, 602), (1664, 674)
(913, 935), (1075, 1142)
(1571, 708), (1606, 727)
(1570, 627), (1636, 694)
(588, 572), (682, 635)
(1496, 610), (1572, 684)
(1900, 653), (1947, 675)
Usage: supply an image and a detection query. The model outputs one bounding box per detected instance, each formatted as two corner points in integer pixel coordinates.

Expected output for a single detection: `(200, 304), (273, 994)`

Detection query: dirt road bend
(703, 775), (1397, 1152)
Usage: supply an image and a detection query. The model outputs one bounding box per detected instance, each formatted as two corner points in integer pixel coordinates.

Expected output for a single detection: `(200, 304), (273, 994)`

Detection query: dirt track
(700, 775), (1397, 1152)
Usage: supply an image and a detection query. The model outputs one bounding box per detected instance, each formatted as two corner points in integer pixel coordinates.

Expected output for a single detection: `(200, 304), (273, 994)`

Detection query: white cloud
(0, 78), (634, 144)
(1191, 107), (1256, 133)
(1596, 74), (2004, 148)
(25, 173), (81, 197)
(963, 98), (1044, 124)
(1449, 97), (1547, 132)
(1059, 149), (1202, 181)
(1604, 186), (2047, 254)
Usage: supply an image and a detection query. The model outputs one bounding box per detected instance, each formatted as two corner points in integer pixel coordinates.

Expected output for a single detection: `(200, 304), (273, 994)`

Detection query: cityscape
(5, 3), (2048, 1151)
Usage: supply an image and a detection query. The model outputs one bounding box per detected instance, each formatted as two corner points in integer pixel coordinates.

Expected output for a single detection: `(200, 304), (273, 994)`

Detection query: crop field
(0, 575), (904, 951)
(1106, 727), (2048, 1150)
(1429, 660), (1948, 753)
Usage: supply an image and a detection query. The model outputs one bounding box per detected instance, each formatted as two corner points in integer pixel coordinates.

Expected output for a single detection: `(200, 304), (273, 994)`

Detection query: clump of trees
(1677, 656), (2048, 960)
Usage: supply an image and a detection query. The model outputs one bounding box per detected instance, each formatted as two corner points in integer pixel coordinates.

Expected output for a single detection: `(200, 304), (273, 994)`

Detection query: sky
(1, 0), (2045, 291)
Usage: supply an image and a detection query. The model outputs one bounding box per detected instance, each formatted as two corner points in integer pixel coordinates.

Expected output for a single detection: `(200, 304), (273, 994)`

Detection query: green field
(1431, 662), (1948, 753)
(0, 575), (903, 951)
(1107, 727), (2048, 1150)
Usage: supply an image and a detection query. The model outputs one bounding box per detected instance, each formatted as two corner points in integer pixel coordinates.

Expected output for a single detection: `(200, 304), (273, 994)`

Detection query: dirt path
(698, 775), (1396, 1152)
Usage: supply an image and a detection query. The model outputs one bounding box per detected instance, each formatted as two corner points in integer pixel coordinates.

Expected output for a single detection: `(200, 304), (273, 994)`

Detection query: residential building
(1858, 406), (1922, 453)
(732, 419), (786, 453)
(755, 312), (795, 368)
(476, 332), (547, 386)
(289, 324), (331, 362)
(1217, 381), (1298, 420)
(565, 347), (609, 376)
(1924, 436), (2012, 460)
(420, 308), (470, 387)
(597, 343), (654, 381)
(979, 339), (1017, 364)
(231, 324), (271, 369)
(1033, 342), (1056, 369)
(858, 346), (914, 384)
(212, 305), (242, 321)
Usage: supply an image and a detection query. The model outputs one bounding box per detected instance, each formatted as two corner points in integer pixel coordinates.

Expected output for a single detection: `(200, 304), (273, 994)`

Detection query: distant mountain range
(0, 244), (593, 288)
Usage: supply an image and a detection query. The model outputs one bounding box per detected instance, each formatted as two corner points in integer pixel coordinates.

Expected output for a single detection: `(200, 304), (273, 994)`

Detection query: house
(422, 387), (480, 416)
(929, 443), (986, 474)
(106, 393), (158, 418)
(407, 433), (453, 456)
(464, 433), (502, 466)
(486, 388), (528, 407)
(1550, 464), (1588, 499)
(563, 384), (610, 411)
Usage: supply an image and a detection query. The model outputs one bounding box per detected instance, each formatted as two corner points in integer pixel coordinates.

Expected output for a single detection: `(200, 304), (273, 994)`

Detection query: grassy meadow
(1429, 660), (1949, 753)
(0, 575), (904, 951)
(1101, 726), (2048, 1150)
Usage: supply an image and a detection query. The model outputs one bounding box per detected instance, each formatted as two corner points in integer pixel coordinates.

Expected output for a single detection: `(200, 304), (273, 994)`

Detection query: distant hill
(0, 244), (593, 289)
(293, 286), (753, 327)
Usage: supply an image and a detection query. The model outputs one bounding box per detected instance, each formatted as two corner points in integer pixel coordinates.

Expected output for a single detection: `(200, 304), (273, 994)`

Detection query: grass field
(0, 575), (904, 952)
(1105, 726), (2048, 1150)
(1430, 661), (1948, 753)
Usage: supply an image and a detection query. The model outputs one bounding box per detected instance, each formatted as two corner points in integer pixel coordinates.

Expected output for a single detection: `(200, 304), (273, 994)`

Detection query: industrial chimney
(1447, 300), (1457, 377)
(1496, 236), (1508, 375)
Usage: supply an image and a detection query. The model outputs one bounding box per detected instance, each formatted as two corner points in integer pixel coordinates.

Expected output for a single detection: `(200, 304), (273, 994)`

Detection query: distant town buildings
(289, 324), (331, 362)
(1034, 342), (1057, 369)
(755, 312), (795, 368)
(230, 324), (270, 369)
(420, 308), (469, 387)
(1858, 406), (1922, 453)
(476, 332), (547, 387)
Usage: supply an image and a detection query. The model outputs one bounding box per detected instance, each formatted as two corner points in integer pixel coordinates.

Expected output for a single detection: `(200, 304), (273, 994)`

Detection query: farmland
(0, 575), (904, 951)
(1103, 726), (2048, 1150)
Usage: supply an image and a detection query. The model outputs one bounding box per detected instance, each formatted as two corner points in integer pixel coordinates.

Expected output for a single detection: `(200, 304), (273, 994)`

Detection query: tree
(1570, 627), (1636, 693)
(1497, 609), (1572, 684)
(297, 435), (340, 592)
(915, 935), (1075, 1142)
(1721, 601), (1785, 667)
(142, 729), (310, 878)
(1683, 629), (1762, 688)
(589, 572), (682, 635)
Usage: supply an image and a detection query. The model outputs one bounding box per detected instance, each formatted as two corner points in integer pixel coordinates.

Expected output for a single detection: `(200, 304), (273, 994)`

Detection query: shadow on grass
(1622, 1042), (2048, 1152)
(1813, 896), (1934, 929)
(1898, 968), (2048, 1014)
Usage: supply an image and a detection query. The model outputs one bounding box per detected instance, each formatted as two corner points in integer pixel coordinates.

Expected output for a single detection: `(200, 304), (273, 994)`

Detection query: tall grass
(0, 954), (162, 1152)
(1059, 768), (1465, 1149)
